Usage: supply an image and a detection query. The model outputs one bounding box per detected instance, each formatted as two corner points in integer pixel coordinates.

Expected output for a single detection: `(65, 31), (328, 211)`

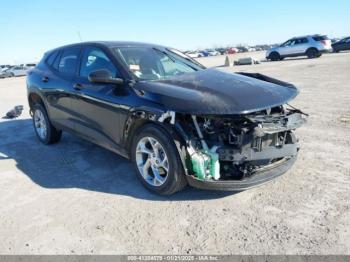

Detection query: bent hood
(133, 68), (298, 115)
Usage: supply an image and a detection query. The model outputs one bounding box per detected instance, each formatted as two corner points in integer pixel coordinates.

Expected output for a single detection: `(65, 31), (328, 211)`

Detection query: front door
(71, 46), (130, 151)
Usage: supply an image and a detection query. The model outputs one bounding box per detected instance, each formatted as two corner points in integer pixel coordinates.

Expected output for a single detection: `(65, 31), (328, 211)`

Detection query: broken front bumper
(185, 154), (297, 191)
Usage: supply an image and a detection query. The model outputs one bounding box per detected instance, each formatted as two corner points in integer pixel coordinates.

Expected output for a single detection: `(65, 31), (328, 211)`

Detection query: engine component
(188, 116), (221, 181)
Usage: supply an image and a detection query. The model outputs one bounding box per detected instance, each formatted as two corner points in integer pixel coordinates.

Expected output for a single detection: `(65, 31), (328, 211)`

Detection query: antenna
(77, 31), (83, 42)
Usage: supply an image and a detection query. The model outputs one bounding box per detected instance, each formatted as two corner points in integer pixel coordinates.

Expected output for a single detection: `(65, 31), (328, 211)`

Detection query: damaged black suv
(27, 41), (306, 195)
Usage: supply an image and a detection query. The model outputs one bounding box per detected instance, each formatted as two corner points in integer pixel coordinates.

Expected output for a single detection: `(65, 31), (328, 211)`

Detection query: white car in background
(185, 51), (203, 58)
(266, 34), (332, 61)
(206, 49), (220, 56)
(5, 66), (28, 77)
(20, 63), (36, 69)
(247, 47), (256, 52)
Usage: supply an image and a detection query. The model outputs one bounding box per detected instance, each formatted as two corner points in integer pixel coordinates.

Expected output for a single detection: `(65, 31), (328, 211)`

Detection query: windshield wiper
(153, 47), (201, 71)
(152, 48), (176, 62)
(166, 49), (206, 69)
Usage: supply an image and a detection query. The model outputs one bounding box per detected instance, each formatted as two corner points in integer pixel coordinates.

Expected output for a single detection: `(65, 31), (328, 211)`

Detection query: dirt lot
(0, 52), (349, 254)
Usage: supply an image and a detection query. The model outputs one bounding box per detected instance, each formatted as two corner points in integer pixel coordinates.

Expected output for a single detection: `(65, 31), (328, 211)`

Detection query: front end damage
(159, 105), (307, 191)
(131, 70), (307, 191)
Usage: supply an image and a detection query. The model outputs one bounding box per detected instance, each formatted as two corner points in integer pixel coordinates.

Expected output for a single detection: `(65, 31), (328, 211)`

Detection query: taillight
(321, 40), (327, 45)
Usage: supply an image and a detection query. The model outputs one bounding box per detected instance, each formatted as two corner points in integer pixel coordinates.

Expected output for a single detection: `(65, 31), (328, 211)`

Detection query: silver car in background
(5, 66), (28, 77)
(0, 68), (12, 78)
(266, 35), (332, 61)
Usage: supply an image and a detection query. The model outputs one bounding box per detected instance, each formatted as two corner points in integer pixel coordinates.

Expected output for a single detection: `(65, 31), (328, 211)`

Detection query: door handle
(42, 76), (49, 82)
(73, 83), (82, 90)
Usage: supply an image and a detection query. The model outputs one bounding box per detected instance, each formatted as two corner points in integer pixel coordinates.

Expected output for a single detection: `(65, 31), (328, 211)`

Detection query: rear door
(70, 45), (130, 149)
(43, 46), (81, 131)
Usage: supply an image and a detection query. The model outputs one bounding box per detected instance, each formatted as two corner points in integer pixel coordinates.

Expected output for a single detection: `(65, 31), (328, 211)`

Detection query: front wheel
(32, 103), (62, 144)
(131, 124), (187, 195)
(269, 52), (280, 61)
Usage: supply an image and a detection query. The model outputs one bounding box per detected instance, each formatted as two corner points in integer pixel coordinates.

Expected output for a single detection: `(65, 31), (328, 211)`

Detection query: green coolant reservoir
(207, 149), (220, 180)
(190, 148), (220, 181)
(191, 152), (210, 180)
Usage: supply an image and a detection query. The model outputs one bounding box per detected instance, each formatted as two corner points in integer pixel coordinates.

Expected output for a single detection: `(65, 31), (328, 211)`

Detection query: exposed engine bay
(174, 105), (307, 182)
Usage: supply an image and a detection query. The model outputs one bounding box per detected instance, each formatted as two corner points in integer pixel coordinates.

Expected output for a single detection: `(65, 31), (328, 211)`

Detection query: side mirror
(88, 69), (124, 85)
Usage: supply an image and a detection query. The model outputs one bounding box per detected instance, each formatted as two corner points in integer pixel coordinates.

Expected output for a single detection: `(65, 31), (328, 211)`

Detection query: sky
(1, 0), (349, 64)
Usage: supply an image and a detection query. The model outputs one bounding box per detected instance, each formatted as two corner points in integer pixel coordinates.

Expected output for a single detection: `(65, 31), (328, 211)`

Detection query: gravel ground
(0, 52), (349, 254)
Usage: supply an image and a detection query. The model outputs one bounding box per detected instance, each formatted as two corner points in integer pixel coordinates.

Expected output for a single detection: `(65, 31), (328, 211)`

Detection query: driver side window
(80, 47), (118, 78)
(282, 40), (295, 47)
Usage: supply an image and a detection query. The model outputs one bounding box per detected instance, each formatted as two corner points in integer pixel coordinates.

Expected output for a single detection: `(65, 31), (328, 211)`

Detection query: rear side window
(295, 38), (308, 44)
(46, 51), (59, 67)
(313, 35), (329, 41)
(58, 47), (81, 75)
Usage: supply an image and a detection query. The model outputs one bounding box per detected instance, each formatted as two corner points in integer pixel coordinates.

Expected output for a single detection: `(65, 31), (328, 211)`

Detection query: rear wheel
(269, 52), (280, 61)
(32, 103), (62, 144)
(306, 48), (319, 58)
(131, 124), (187, 195)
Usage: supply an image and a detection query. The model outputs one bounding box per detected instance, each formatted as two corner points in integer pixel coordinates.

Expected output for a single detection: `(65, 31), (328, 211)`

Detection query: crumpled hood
(133, 68), (298, 115)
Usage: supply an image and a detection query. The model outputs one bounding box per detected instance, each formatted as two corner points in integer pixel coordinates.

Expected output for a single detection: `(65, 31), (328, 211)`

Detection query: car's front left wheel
(269, 52), (280, 61)
(32, 103), (62, 144)
(131, 124), (187, 195)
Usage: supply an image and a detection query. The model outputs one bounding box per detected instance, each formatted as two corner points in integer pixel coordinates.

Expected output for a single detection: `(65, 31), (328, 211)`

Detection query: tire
(306, 48), (319, 59)
(32, 103), (62, 144)
(269, 52), (280, 61)
(131, 124), (187, 195)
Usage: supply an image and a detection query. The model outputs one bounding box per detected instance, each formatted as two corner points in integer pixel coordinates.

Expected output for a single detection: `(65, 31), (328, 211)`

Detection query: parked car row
(184, 45), (272, 58)
(184, 34), (350, 61)
(0, 63), (36, 78)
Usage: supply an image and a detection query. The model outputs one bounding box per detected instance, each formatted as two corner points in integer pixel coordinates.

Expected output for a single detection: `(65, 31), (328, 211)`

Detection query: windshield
(113, 47), (204, 81)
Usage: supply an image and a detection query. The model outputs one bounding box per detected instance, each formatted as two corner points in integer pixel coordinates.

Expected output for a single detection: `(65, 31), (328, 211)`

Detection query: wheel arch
(28, 92), (46, 115)
(123, 112), (190, 176)
(269, 51), (280, 60)
(306, 47), (319, 53)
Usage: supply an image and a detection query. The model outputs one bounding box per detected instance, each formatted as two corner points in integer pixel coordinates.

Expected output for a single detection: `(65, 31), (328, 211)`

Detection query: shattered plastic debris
(4, 105), (23, 119)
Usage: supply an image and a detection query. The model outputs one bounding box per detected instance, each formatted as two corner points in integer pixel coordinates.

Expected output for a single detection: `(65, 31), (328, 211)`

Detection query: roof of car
(291, 34), (326, 39)
(47, 41), (165, 53)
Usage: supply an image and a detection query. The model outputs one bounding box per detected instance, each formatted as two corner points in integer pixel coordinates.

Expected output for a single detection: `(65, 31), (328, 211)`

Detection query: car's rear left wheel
(306, 48), (319, 58)
(32, 103), (62, 144)
(131, 124), (187, 195)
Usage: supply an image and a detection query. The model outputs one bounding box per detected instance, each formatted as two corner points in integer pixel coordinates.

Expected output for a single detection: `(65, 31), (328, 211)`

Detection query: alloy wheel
(135, 136), (169, 187)
(34, 109), (47, 140)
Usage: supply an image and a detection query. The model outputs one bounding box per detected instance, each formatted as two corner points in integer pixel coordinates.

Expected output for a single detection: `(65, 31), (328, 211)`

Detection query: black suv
(27, 41), (306, 195)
